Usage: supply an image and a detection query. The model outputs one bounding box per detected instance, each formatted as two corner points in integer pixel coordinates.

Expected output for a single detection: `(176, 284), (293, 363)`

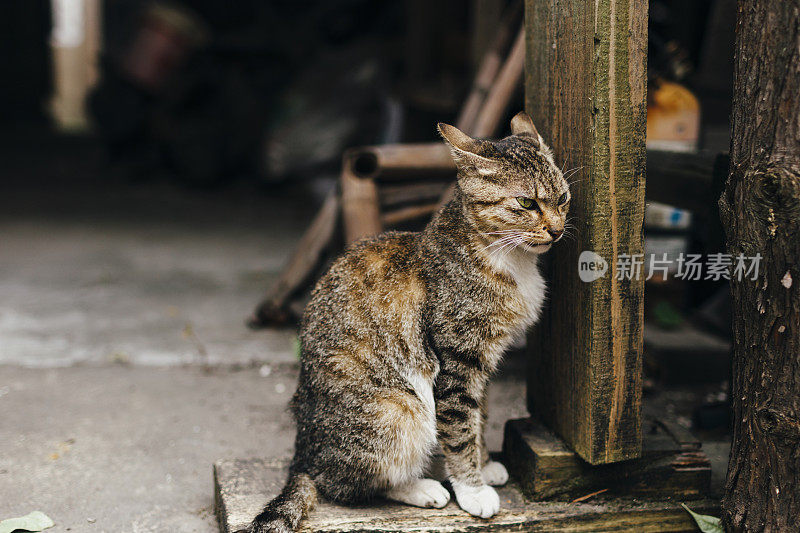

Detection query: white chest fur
(484, 249), (547, 337)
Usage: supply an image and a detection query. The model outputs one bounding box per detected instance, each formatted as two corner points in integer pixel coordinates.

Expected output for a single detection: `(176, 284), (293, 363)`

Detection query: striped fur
(249, 112), (569, 531)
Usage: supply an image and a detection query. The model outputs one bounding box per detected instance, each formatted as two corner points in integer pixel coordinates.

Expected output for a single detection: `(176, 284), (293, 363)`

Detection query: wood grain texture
(214, 458), (715, 533)
(502, 418), (710, 500)
(524, 0), (647, 464)
(719, 1), (800, 530)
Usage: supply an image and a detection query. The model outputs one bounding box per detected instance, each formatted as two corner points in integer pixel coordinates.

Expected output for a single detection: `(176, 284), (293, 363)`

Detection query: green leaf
(0, 511), (55, 533)
(292, 335), (301, 360)
(681, 503), (724, 533)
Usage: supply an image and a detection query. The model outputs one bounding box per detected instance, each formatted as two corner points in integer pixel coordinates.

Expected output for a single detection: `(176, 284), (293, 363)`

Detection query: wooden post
(524, 0), (647, 464)
(719, 1), (800, 530)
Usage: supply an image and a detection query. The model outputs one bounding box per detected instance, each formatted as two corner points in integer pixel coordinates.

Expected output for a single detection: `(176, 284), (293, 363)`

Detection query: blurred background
(1, 0), (736, 531)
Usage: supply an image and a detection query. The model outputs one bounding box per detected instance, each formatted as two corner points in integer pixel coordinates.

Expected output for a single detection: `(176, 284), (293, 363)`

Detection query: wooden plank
(525, 0), (647, 464)
(214, 458), (716, 533)
(502, 418), (710, 500)
(379, 182), (451, 208)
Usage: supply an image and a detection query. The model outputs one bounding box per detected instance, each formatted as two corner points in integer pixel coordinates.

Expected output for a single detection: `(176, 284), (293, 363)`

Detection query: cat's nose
(547, 228), (564, 240)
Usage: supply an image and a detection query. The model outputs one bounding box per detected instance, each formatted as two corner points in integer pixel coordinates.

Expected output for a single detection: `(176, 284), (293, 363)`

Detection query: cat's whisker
(478, 233), (524, 253)
(504, 235), (533, 259)
(488, 236), (523, 259)
(562, 165), (579, 174)
(481, 230), (525, 236)
(563, 170), (584, 185)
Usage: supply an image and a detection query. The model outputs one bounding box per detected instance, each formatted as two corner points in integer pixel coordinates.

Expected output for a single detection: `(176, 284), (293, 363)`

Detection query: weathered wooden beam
(503, 418), (711, 500)
(525, 0), (647, 464)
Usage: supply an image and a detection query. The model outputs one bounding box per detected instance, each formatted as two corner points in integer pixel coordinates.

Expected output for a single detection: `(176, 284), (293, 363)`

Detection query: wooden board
(214, 458), (716, 533)
(524, 0), (647, 464)
(502, 418), (711, 500)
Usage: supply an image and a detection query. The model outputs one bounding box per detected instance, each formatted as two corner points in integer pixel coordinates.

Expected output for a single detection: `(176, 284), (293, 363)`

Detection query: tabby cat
(250, 112), (570, 532)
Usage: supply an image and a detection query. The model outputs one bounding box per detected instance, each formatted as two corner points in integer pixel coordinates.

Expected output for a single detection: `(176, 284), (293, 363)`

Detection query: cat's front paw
(481, 460), (509, 486)
(386, 478), (451, 508)
(452, 482), (500, 518)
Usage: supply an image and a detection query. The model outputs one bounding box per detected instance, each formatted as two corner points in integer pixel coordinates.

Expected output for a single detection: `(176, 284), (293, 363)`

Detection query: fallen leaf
(681, 503), (723, 533)
(0, 511), (55, 533)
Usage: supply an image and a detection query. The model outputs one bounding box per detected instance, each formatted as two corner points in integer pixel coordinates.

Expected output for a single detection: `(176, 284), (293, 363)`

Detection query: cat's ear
(510, 111), (538, 136)
(437, 123), (501, 176)
(510, 111), (543, 148)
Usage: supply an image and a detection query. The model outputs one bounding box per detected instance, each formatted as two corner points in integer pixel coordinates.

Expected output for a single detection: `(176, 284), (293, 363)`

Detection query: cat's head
(438, 112), (570, 254)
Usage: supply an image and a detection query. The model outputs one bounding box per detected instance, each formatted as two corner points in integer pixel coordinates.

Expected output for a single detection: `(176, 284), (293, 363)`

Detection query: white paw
(482, 461), (509, 486)
(452, 482), (500, 518)
(386, 478), (451, 508)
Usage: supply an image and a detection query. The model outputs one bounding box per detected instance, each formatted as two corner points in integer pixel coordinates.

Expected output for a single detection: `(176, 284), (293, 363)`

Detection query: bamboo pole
(248, 191), (339, 327)
(346, 144), (455, 182)
(437, 25), (527, 208)
(341, 158), (383, 245)
(457, 1), (523, 132)
(471, 28), (526, 138)
(381, 203), (440, 227)
(379, 182), (451, 208)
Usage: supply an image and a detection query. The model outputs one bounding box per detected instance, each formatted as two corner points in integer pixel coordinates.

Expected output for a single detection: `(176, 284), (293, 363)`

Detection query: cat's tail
(249, 472), (317, 533)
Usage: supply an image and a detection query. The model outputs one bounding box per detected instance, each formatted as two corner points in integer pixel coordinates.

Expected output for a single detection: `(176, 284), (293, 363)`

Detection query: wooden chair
(250, 12), (525, 327)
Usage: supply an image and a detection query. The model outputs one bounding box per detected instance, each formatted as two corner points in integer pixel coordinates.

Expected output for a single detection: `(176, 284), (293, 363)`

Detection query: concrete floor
(0, 132), (310, 532)
(0, 133), (308, 368)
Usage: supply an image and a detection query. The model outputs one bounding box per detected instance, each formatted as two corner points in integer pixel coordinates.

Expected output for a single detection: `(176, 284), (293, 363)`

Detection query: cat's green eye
(516, 197), (537, 210)
(558, 192), (569, 205)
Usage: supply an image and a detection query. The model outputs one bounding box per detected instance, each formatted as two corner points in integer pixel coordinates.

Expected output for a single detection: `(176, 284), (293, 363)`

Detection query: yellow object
(647, 80), (700, 152)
